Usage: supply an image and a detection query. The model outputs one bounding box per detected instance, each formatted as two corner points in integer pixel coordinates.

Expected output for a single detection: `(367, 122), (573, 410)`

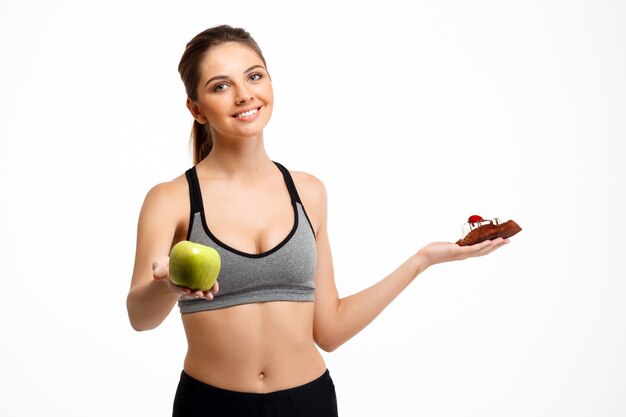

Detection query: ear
(186, 98), (207, 124)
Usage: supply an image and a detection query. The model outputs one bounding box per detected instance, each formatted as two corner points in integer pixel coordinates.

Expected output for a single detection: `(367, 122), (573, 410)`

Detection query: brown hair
(178, 25), (267, 165)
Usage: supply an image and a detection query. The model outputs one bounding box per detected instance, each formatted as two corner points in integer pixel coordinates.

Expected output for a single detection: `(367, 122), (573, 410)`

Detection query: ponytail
(191, 120), (212, 165)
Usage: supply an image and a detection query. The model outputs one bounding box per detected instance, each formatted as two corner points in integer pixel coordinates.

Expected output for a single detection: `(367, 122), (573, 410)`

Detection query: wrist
(410, 251), (431, 276)
(150, 275), (180, 297)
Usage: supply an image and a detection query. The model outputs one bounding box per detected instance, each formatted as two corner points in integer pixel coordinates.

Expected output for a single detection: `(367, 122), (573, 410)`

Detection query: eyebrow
(204, 65), (265, 88)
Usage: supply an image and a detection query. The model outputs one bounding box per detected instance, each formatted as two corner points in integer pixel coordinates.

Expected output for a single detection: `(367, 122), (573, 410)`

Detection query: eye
(249, 73), (262, 82)
(213, 82), (229, 92)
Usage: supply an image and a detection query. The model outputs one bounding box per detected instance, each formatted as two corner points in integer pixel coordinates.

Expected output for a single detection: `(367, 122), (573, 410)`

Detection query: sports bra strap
(185, 167), (203, 214)
(273, 161), (302, 204)
(186, 162), (300, 213)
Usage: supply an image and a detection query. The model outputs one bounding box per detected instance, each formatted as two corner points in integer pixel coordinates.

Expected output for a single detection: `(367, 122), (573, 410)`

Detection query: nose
(236, 87), (254, 104)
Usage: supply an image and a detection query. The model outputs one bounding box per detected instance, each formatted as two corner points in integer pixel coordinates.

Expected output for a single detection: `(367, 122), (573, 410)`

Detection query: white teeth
(236, 108), (258, 118)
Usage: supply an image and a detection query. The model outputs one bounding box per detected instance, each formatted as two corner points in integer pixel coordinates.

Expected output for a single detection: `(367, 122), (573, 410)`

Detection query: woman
(126, 25), (508, 417)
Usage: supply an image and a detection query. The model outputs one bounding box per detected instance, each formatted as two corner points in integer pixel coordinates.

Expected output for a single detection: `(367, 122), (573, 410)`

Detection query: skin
(126, 42), (509, 394)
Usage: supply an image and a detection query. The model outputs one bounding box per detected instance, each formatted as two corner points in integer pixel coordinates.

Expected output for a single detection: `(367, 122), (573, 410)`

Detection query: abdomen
(181, 301), (326, 393)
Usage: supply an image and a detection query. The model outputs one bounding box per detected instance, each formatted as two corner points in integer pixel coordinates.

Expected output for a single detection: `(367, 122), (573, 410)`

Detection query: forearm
(325, 253), (429, 351)
(126, 279), (180, 331)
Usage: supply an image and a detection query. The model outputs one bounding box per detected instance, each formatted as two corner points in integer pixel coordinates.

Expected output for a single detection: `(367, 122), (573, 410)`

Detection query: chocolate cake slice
(456, 216), (522, 246)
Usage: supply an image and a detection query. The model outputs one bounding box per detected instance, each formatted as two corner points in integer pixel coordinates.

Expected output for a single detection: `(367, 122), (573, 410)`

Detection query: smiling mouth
(233, 108), (260, 118)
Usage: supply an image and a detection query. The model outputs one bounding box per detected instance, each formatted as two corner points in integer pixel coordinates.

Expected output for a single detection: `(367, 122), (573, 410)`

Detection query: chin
(241, 118), (272, 136)
(227, 124), (264, 138)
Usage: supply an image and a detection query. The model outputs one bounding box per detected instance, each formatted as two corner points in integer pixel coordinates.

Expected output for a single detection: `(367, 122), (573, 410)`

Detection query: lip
(232, 106), (261, 121)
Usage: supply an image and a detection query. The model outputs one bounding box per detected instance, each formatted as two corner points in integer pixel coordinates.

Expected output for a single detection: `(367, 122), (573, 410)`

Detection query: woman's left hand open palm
(418, 238), (509, 267)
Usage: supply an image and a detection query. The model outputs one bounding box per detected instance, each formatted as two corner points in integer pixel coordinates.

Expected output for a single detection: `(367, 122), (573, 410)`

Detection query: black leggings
(173, 369), (339, 417)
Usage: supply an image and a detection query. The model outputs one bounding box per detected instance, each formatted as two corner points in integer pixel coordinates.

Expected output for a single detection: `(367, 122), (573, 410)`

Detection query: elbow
(126, 297), (143, 331)
(127, 312), (158, 332)
(126, 295), (157, 332)
(128, 317), (150, 332)
(313, 330), (341, 353)
(313, 304), (343, 352)
(129, 322), (144, 332)
(316, 342), (339, 353)
(127, 310), (149, 332)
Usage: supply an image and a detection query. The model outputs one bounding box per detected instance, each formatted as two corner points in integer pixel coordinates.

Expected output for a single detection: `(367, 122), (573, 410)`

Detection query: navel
(259, 371), (265, 381)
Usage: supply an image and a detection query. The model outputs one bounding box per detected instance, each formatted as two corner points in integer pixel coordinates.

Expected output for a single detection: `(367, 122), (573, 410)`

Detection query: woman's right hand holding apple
(152, 256), (219, 300)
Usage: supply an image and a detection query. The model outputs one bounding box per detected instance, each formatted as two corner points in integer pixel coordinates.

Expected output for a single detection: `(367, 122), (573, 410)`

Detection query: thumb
(152, 257), (170, 280)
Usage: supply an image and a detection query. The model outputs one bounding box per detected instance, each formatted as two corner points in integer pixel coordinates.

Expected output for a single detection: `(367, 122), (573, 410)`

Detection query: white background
(1, 0), (624, 416)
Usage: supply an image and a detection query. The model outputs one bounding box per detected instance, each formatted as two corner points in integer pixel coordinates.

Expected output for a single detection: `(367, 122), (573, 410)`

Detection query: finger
(180, 293), (197, 300)
(152, 256), (170, 279)
(169, 282), (191, 295)
(463, 240), (495, 257)
(196, 290), (213, 300)
(489, 239), (510, 254)
(463, 239), (494, 256)
(477, 238), (507, 256)
(153, 263), (168, 280)
(212, 281), (219, 294)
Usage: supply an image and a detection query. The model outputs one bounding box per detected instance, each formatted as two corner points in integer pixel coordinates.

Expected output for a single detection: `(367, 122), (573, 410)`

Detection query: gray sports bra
(178, 162), (317, 313)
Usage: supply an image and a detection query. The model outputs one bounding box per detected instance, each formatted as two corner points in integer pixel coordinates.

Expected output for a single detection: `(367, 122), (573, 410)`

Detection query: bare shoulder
(142, 173), (188, 210)
(289, 170), (328, 232)
(290, 170), (326, 200)
(139, 172), (190, 240)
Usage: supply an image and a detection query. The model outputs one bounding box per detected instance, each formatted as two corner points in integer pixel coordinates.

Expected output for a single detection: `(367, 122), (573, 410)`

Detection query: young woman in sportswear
(126, 25), (509, 417)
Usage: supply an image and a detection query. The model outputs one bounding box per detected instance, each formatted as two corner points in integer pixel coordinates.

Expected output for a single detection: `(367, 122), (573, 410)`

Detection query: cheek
(258, 82), (274, 103)
(263, 90), (274, 110)
(262, 90), (274, 115)
(203, 97), (231, 119)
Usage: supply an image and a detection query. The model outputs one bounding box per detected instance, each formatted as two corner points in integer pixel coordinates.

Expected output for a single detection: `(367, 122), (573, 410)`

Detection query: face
(187, 42), (273, 140)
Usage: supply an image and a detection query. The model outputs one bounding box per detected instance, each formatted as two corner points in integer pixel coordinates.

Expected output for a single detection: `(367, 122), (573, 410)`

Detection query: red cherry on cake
(468, 215), (483, 223)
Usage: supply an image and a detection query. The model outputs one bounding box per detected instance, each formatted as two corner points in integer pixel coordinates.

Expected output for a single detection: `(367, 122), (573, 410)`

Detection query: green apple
(169, 241), (221, 291)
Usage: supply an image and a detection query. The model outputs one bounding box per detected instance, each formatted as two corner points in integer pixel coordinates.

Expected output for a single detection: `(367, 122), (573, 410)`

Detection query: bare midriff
(181, 300), (327, 393)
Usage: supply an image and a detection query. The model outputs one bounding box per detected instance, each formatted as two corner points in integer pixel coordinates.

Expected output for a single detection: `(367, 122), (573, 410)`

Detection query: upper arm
(292, 171), (340, 349)
(129, 179), (187, 293)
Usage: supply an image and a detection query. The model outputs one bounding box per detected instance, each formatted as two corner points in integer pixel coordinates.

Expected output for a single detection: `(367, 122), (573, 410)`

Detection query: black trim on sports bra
(273, 162), (316, 238)
(185, 169), (202, 241)
(273, 162), (300, 203)
(184, 161), (315, 259)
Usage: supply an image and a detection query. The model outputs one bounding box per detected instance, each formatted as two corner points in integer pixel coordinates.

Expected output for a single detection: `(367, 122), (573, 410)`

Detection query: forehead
(200, 42), (264, 77)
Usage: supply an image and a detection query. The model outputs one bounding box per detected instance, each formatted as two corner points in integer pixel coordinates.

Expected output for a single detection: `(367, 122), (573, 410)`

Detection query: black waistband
(179, 368), (331, 399)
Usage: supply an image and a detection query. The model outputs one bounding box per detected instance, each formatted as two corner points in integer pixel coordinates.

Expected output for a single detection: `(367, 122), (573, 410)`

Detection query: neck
(200, 132), (274, 179)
